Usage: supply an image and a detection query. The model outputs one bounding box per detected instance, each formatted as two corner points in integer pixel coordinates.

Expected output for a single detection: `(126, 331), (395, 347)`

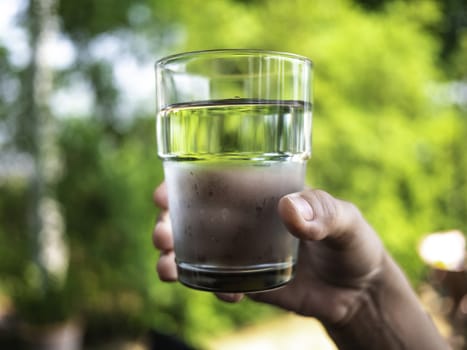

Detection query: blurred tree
(434, 0), (467, 62)
(8, 0), (74, 327)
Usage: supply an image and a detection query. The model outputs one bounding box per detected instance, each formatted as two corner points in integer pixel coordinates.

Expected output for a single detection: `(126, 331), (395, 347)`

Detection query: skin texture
(152, 182), (450, 349)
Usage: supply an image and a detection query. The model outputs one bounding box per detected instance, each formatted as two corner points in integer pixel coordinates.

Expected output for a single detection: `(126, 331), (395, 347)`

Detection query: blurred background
(1, 0), (467, 349)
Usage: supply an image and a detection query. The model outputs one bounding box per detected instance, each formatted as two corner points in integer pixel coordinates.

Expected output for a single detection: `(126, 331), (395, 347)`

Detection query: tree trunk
(25, 0), (68, 293)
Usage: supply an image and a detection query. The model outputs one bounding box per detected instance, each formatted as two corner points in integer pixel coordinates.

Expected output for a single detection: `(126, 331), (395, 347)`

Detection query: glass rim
(155, 49), (313, 68)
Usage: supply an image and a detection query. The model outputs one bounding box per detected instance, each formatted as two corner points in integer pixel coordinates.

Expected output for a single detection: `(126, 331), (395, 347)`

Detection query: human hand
(152, 182), (385, 325)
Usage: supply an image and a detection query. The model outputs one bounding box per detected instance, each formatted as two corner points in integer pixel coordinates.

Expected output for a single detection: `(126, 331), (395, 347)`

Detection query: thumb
(278, 189), (363, 246)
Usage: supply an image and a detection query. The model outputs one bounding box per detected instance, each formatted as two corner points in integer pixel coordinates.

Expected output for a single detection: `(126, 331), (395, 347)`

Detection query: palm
(250, 223), (384, 324)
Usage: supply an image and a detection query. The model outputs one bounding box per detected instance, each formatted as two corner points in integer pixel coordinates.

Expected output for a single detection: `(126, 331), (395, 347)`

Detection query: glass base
(176, 262), (296, 293)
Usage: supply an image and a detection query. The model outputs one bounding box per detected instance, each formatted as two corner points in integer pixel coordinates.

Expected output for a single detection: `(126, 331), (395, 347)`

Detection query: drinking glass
(156, 49), (313, 292)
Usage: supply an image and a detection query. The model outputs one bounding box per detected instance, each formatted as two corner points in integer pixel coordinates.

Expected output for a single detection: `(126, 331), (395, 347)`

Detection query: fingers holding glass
(153, 211), (173, 251)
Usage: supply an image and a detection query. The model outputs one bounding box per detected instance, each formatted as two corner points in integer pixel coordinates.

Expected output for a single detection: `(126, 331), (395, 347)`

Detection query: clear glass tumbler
(156, 49), (313, 292)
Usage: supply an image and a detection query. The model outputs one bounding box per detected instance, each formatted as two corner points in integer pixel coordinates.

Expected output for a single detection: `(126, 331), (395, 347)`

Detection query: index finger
(153, 182), (168, 210)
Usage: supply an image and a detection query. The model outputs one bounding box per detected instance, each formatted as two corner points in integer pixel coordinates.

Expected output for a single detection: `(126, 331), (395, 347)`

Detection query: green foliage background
(1, 0), (467, 347)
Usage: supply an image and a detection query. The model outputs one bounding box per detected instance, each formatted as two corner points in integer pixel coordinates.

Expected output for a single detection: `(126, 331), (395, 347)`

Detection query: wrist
(324, 252), (449, 350)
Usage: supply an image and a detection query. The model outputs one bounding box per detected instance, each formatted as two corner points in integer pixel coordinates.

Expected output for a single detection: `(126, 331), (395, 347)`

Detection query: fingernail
(289, 195), (314, 221)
